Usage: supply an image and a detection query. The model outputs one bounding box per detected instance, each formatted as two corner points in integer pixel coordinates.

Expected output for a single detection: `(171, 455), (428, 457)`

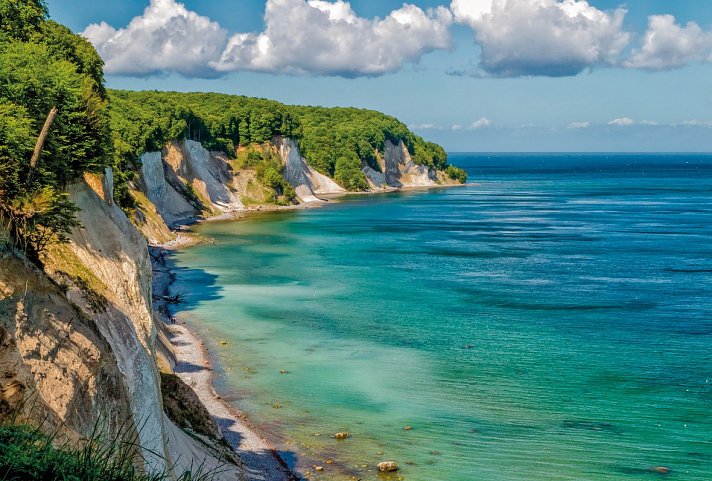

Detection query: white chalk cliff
(273, 136), (345, 202)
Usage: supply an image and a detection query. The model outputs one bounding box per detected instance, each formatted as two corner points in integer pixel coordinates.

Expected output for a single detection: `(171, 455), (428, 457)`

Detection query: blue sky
(48, 0), (712, 152)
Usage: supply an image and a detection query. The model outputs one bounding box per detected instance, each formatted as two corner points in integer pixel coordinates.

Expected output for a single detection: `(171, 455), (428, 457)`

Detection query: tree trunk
(27, 106), (58, 185)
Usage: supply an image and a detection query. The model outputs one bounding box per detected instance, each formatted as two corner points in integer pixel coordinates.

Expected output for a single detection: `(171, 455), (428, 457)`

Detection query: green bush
(234, 146), (296, 204)
(445, 165), (468, 183)
(334, 156), (368, 191)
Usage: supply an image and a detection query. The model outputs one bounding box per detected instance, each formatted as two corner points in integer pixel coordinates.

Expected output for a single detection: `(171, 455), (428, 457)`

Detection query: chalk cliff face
(61, 175), (168, 469)
(0, 172), (167, 468)
(0, 248), (134, 440)
(364, 139), (440, 189)
(163, 140), (244, 213)
(0, 171), (247, 478)
(140, 150), (198, 228)
(137, 137), (457, 220)
(273, 136), (345, 203)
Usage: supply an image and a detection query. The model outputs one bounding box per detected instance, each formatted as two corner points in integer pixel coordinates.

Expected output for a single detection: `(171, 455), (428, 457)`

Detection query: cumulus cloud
(623, 15), (712, 70)
(83, 0), (452, 77)
(83, 0), (227, 77)
(212, 0), (452, 76)
(568, 121), (590, 129)
(450, 0), (630, 77)
(469, 117), (491, 129)
(450, 118), (491, 130)
(608, 117), (634, 126)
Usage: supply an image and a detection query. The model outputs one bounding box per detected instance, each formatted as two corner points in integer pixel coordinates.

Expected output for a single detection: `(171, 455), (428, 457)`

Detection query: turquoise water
(171, 154), (712, 481)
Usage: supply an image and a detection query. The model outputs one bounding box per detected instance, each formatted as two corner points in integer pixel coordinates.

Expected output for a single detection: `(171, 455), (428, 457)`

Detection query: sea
(170, 154), (712, 481)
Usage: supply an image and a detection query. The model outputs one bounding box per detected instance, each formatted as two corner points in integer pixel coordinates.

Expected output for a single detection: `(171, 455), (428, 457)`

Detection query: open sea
(171, 154), (712, 481)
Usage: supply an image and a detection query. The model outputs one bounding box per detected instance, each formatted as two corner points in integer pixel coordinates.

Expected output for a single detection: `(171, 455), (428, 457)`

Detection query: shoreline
(151, 182), (467, 480)
(151, 246), (299, 481)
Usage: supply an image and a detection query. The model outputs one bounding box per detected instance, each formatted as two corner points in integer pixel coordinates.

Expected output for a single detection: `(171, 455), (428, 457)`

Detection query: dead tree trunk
(27, 106), (58, 185)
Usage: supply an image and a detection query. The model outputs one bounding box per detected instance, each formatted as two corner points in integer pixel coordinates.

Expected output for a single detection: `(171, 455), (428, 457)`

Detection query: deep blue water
(172, 154), (712, 481)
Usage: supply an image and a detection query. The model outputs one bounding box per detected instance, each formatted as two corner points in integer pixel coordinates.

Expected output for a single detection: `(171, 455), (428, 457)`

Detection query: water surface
(172, 154), (712, 480)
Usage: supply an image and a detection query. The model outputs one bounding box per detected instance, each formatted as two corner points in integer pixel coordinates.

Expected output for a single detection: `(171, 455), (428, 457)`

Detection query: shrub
(446, 165), (467, 184)
(334, 156), (368, 191)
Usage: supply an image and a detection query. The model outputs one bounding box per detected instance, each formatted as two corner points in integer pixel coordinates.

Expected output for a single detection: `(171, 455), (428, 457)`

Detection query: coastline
(152, 244), (299, 481)
(149, 183), (466, 480)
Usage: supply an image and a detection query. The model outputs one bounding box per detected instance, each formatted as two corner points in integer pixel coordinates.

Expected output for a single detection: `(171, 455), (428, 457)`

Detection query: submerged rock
(650, 466), (671, 475)
(378, 461), (399, 472)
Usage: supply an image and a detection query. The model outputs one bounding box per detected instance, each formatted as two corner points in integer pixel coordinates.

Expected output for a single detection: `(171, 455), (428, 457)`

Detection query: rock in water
(335, 432), (349, 439)
(378, 461), (399, 472)
(650, 466), (671, 475)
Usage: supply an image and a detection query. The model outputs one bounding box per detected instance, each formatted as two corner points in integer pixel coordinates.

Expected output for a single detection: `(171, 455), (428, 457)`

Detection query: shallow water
(172, 154), (712, 480)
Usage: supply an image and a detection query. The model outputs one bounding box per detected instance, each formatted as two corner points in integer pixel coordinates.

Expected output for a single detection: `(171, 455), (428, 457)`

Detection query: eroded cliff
(134, 136), (460, 231)
(0, 172), (245, 480)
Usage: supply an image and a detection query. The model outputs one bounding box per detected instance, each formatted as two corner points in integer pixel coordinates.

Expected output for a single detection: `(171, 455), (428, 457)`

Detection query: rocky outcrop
(0, 250), (134, 440)
(163, 140), (244, 213)
(58, 174), (168, 469)
(140, 150), (198, 228)
(139, 139), (244, 231)
(377, 461), (399, 472)
(365, 139), (438, 189)
(273, 136), (345, 203)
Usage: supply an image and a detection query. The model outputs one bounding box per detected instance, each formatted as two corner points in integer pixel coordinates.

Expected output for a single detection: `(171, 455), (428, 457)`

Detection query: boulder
(377, 461), (399, 472)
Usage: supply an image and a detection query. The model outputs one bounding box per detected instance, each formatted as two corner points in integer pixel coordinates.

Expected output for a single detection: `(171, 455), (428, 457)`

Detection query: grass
(0, 424), (219, 481)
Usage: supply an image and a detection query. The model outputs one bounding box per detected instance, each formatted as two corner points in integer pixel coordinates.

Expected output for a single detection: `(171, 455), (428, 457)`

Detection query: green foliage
(1, 186), (81, 259)
(234, 145), (296, 204)
(107, 90), (462, 192)
(107, 90), (299, 177)
(0, 0), (110, 258)
(445, 165), (468, 183)
(0, 0), (47, 41)
(0, 424), (218, 481)
(334, 156), (369, 191)
(0, 101), (34, 199)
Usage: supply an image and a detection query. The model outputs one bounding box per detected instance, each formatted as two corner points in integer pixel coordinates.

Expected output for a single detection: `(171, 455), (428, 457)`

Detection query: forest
(108, 90), (467, 194)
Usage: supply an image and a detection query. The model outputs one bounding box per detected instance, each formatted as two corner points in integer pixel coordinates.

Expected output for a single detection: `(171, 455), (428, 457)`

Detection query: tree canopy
(0, 0), (109, 258)
(107, 90), (465, 192)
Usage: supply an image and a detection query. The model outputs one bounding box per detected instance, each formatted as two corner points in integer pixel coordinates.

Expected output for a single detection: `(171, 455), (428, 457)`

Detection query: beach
(151, 240), (298, 481)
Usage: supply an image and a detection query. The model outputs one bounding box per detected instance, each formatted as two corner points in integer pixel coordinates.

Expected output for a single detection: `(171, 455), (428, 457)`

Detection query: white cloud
(469, 117), (491, 129)
(83, 0), (452, 77)
(213, 0), (453, 76)
(83, 0), (227, 77)
(681, 120), (712, 128)
(608, 117), (634, 126)
(568, 121), (590, 129)
(450, 0), (493, 24)
(451, 124), (464, 130)
(410, 123), (438, 130)
(623, 15), (712, 70)
(451, 0), (630, 77)
(639, 120), (659, 126)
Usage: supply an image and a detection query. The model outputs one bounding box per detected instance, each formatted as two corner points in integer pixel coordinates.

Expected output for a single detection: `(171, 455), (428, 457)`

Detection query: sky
(47, 0), (712, 152)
